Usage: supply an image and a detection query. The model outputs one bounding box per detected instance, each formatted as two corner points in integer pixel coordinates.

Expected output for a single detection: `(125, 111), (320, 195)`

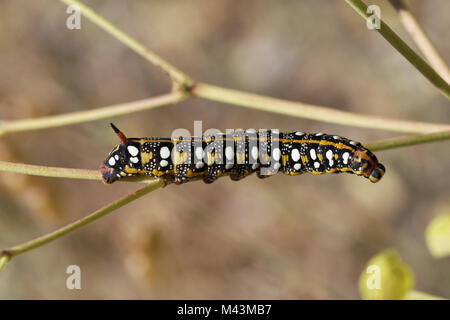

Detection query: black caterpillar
(101, 124), (385, 185)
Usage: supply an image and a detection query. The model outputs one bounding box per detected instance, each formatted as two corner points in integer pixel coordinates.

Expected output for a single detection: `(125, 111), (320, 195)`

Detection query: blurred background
(0, 0), (449, 299)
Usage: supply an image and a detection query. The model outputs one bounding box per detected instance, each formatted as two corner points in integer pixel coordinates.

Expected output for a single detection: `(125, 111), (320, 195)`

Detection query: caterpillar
(101, 123), (385, 185)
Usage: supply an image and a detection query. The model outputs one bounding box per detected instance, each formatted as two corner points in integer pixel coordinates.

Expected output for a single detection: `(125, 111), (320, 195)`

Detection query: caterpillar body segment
(101, 125), (385, 185)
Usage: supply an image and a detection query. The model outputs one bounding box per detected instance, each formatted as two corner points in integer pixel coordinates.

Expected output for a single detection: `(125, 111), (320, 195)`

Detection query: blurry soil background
(0, 0), (449, 299)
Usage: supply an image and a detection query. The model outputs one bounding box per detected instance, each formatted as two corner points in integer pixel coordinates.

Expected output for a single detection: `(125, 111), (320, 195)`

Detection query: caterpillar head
(101, 123), (141, 184)
(351, 148), (385, 183)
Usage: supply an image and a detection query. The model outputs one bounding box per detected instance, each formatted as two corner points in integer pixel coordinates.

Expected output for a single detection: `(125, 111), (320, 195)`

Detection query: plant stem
(0, 161), (101, 180)
(365, 130), (450, 151)
(0, 180), (164, 272)
(389, 0), (450, 83)
(3, 82), (448, 136)
(345, 0), (450, 99)
(0, 255), (9, 273)
(0, 92), (187, 137)
(59, 0), (193, 89)
(192, 83), (450, 134)
(4, 82), (448, 136)
(0, 160), (161, 184)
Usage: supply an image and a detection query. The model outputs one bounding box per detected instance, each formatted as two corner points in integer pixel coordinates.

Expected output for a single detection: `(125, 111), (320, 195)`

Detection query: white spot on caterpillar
(314, 162), (320, 169)
(195, 147), (203, 160)
(127, 145), (139, 157)
(160, 146), (170, 159)
(225, 146), (234, 160)
(315, 133), (324, 136)
(291, 148), (300, 162)
(273, 162), (281, 170)
(246, 129), (256, 133)
(294, 163), (301, 170)
(114, 155), (119, 160)
(251, 146), (259, 160)
(160, 160), (168, 167)
(252, 163), (260, 170)
(343, 152), (350, 164)
(310, 149), (317, 160)
(326, 150), (333, 160)
(108, 157), (116, 166)
(349, 140), (358, 146)
(225, 163), (234, 170)
(333, 135), (340, 140)
(326, 150), (335, 167)
(272, 148), (281, 161)
(295, 132), (304, 136)
(130, 157), (139, 163)
(196, 161), (205, 169)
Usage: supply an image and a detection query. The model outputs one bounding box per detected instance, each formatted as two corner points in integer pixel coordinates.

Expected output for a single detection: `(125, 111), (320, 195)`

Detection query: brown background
(0, 0), (449, 299)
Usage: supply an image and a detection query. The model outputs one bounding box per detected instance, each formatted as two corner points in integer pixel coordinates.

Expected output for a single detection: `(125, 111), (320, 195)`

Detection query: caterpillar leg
(161, 176), (171, 187)
(203, 175), (218, 184)
(202, 163), (224, 184)
(230, 165), (257, 181)
(230, 167), (246, 181)
(174, 173), (190, 185)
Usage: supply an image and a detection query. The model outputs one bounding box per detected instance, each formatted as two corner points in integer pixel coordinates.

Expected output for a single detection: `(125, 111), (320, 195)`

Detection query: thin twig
(0, 181), (164, 272)
(0, 161), (101, 180)
(3, 82), (448, 136)
(0, 160), (160, 184)
(192, 83), (450, 134)
(0, 255), (9, 274)
(0, 91), (188, 137)
(59, 0), (193, 89)
(365, 130), (450, 151)
(389, 0), (450, 83)
(345, 0), (450, 99)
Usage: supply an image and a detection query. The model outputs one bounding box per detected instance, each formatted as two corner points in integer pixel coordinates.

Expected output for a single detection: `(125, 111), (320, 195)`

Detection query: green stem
(365, 130), (450, 151)
(4, 82), (448, 136)
(0, 180), (164, 271)
(345, 0), (450, 99)
(59, 0), (193, 89)
(406, 290), (446, 300)
(0, 160), (160, 184)
(0, 255), (9, 273)
(389, 0), (450, 83)
(0, 92), (187, 137)
(192, 83), (450, 134)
